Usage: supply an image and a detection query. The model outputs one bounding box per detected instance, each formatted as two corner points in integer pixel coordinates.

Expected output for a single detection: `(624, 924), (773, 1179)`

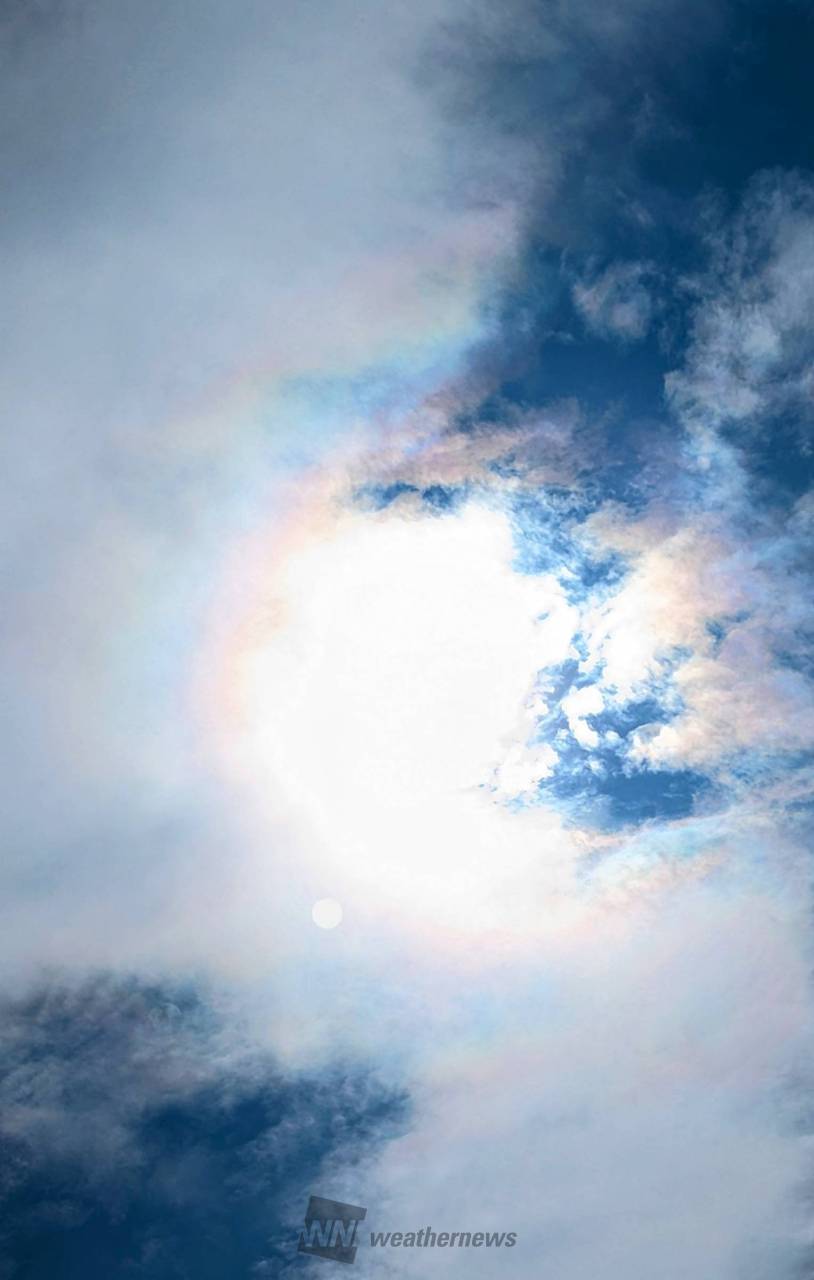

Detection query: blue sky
(2, 1), (814, 1277)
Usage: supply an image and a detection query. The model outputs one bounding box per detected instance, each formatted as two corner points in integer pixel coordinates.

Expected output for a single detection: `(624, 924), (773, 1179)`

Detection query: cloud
(3, 5), (814, 1279)
(568, 502), (814, 776)
(667, 171), (814, 434)
(0, 976), (408, 1279)
(560, 681), (605, 748)
(0, 0), (538, 983)
(572, 260), (656, 341)
(349, 851), (813, 1279)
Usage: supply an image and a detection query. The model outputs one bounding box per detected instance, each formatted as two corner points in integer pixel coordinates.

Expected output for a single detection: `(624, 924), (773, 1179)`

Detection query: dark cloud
(0, 977), (408, 1279)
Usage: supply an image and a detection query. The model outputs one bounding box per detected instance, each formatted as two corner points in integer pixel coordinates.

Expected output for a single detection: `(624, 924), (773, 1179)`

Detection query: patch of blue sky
(773, 636), (814, 681)
(722, 413), (814, 505)
(354, 480), (421, 510)
(518, 655), (715, 830)
(638, 3), (814, 199)
(479, 232), (673, 384)
(508, 490), (627, 603)
(529, 659), (583, 731)
(474, 298), (668, 432)
(588, 696), (676, 740)
(705, 614), (751, 655)
(353, 480), (467, 514)
(539, 734), (714, 832)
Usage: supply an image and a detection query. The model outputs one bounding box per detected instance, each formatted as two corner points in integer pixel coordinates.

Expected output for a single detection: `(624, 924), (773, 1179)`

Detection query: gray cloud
(0, 975), (408, 1276)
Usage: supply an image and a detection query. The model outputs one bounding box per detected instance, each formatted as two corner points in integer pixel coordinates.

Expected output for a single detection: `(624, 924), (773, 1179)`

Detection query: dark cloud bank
(0, 978), (408, 1279)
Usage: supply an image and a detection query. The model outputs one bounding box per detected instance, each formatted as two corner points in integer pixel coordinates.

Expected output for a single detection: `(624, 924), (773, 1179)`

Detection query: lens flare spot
(312, 898), (343, 929)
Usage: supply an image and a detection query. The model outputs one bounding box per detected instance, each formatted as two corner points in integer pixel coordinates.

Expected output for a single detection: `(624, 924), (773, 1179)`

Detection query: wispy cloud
(572, 260), (657, 342)
(667, 171), (814, 436)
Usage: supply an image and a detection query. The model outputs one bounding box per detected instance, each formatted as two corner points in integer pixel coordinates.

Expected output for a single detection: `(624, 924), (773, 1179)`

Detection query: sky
(2, 1), (814, 1277)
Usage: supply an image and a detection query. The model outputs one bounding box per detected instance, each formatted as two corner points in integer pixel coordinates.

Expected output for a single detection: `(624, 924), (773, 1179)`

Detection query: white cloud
(323, 860), (814, 1280)
(561, 682), (604, 748)
(574, 503), (814, 772)
(492, 741), (559, 797)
